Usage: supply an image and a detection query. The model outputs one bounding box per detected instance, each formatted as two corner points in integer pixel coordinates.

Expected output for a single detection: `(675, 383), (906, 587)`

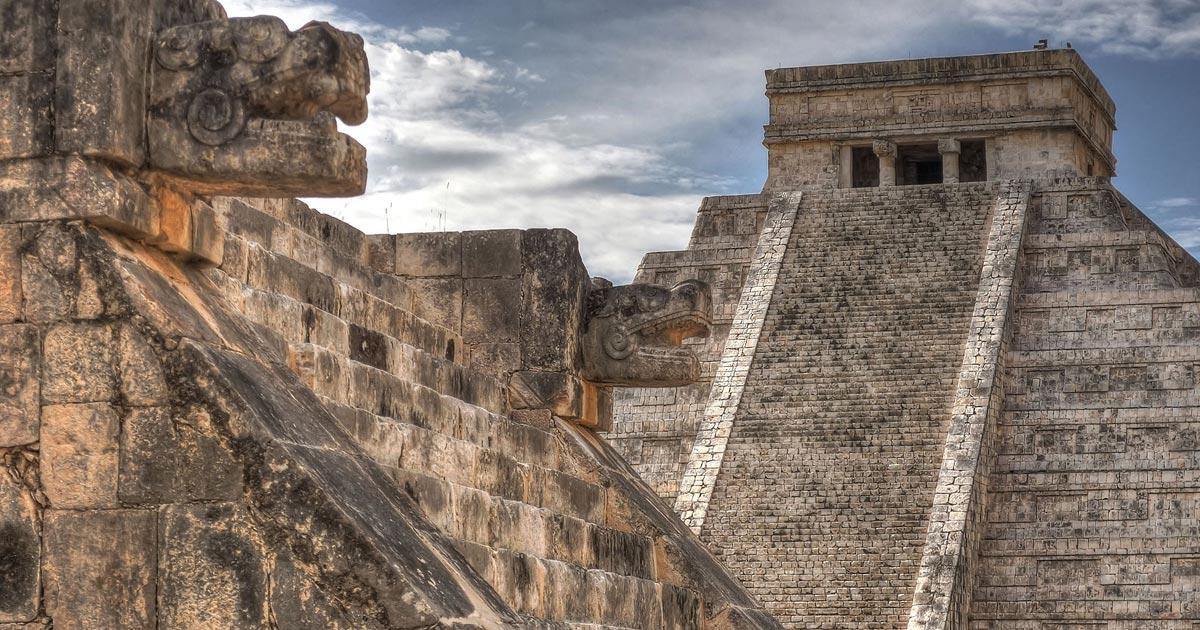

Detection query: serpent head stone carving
(581, 278), (712, 387)
(148, 15), (370, 196)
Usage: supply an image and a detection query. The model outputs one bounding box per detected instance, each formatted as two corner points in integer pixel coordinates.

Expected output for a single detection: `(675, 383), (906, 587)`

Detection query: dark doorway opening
(897, 143), (942, 185)
(960, 139), (987, 182)
(851, 146), (879, 188)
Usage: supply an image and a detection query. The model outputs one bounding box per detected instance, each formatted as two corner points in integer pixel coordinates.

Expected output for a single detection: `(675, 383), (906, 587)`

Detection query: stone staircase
(195, 197), (734, 627)
(698, 182), (998, 628)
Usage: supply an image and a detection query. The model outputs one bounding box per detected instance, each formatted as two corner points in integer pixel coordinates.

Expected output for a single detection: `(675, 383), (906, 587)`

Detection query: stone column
(839, 145), (854, 188)
(939, 138), (961, 184)
(873, 139), (897, 186)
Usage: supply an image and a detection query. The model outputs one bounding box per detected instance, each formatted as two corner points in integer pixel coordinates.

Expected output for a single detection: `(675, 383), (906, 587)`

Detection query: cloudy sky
(225, 0), (1200, 282)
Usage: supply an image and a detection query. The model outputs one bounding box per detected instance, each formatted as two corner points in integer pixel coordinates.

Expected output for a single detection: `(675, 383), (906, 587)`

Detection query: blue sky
(226, 0), (1200, 282)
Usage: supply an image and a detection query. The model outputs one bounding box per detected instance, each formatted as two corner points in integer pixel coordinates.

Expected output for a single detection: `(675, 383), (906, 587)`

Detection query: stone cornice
(765, 49), (1115, 123)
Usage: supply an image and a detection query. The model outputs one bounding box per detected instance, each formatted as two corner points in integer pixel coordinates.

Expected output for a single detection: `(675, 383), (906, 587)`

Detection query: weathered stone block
(19, 223), (75, 323)
(371, 272), (415, 312)
(365, 234), (394, 273)
(0, 158), (157, 239)
(247, 248), (337, 313)
(492, 550), (546, 617)
(269, 549), (359, 629)
(0, 74), (52, 160)
(43, 509), (157, 630)
(591, 385), (613, 432)
(0, 325), (39, 446)
(149, 186), (193, 254)
(475, 448), (531, 504)
(535, 468), (605, 523)
(410, 278), (463, 333)
(463, 229), (522, 278)
(54, 0), (152, 166)
(469, 342), (521, 375)
(40, 402), (119, 508)
(0, 0), (54, 160)
(16, 222), (120, 322)
(41, 322), (116, 403)
(159, 503), (270, 629)
(0, 475), (40, 623)
(348, 322), (390, 371)
(189, 199), (225, 266)
(520, 229), (587, 372)
(0, 225), (21, 323)
(0, 0), (55, 73)
(117, 325), (169, 405)
(463, 278), (521, 343)
(119, 406), (240, 504)
(489, 499), (548, 557)
(585, 569), (658, 626)
(541, 560), (589, 622)
(509, 370), (585, 419)
(395, 232), (461, 277)
(147, 192), (225, 267)
(449, 483), (493, 543)
(219, 198), (278, 250)
(303, 305), (350, 354)
(450, 539), (496, 585)
(590, 526), (653, 579)
(217, 233), (251, 283)
(660, 583), (702, 630)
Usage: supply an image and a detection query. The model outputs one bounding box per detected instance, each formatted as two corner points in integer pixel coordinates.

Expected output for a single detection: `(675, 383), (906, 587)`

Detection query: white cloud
(220, 0), (448, 45)
(1159, 216), (1200, 249)
(1156, 197), (1199, 208)
(962, 0), (1200, 58)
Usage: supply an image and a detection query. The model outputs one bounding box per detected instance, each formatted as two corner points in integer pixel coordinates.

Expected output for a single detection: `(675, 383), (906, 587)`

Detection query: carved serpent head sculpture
(581, 278), (712, 387)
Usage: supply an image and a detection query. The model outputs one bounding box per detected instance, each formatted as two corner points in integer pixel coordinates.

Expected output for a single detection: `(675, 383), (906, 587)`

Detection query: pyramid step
(395, 467), (653, 580)
(291, 342), (504, 415)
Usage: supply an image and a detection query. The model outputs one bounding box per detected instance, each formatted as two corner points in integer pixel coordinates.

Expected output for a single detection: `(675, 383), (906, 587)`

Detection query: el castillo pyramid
(0, 1), (1196, 629)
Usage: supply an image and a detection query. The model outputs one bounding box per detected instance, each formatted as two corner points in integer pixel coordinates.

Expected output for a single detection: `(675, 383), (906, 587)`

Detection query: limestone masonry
(0, 1), (774, 627)
(611, 49), (1200, 628)
(1, 1), (1196, 628)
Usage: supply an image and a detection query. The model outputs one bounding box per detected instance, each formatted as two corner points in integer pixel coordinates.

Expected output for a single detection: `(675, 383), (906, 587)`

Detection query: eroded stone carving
(582, 278), (711, 387)
(148, 15), (369, 196)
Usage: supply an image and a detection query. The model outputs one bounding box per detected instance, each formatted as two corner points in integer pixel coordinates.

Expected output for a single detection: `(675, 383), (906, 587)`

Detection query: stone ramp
(1, 220), (519, 628)
(694, 183), (1000, 627)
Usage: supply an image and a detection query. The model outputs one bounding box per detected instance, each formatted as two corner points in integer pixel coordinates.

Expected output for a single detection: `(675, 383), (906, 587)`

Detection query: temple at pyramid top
(760, 49), (1116, 190)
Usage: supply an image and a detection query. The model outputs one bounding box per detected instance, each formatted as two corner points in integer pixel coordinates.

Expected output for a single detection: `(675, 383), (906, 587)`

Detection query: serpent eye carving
(187, 88), (245, 145)
(602, 326), (637, 360)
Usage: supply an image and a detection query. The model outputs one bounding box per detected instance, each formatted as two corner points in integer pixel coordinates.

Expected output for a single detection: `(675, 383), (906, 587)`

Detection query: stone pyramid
(612, 50), (1200, 628)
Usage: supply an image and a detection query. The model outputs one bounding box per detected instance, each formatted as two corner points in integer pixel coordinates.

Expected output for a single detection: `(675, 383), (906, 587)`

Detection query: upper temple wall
(762, 49), (1117, 190)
